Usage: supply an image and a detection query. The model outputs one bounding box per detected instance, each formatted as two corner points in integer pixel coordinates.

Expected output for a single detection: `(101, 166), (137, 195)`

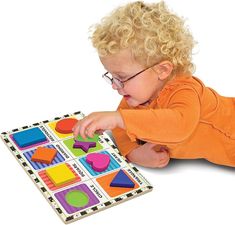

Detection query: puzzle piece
(46, 164), (76, 186)
(65, 190), (89, 208)
(55, 118), (78, 134)
(86, 153), (110, 172)
(38, 164), (81, 191)
(73, 140), (96, 152)
(12, 127), (47, 148)
(55, 184), (100, 214)
(31, 146), (57, 164)
(110, 169), (135, 188)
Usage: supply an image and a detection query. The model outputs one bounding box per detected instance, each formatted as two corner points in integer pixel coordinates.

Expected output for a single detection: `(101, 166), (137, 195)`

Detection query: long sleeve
(119, 88), (200, 145)
(112, 98), (139, 156)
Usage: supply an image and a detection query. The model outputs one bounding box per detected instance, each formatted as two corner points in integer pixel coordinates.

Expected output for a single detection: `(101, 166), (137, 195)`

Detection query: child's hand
(73, 111), (125, 139)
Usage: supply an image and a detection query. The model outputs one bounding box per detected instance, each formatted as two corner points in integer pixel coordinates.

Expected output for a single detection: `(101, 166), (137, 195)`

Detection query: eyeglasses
(102, 63), (159, 89)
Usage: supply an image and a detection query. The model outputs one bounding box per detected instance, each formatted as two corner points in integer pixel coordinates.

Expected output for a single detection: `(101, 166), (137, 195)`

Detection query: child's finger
(86, 127), (94, 138)
(79, 120), (92, 140)
(86, 124), (97, 138)
(73, 123), (80, 139)
(79, 125), (88, 140)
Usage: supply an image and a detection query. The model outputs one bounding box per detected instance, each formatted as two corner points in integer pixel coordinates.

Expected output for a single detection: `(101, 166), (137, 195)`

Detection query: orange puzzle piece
(31, 147), (57, 164)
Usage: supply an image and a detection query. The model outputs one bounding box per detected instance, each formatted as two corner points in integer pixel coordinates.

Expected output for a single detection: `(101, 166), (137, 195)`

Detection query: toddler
(73, 1), (235, 168)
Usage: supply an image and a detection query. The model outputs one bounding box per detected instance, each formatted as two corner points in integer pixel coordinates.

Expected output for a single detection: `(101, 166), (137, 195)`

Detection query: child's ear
(153, 61), (173, 80)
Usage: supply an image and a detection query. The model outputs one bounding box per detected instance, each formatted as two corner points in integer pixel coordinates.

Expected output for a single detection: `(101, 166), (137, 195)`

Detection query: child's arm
(73, 87), (200, 153)
(120, 87), (200, 145)
(111, 97), (141, 156)
(112, 126), (139, 156)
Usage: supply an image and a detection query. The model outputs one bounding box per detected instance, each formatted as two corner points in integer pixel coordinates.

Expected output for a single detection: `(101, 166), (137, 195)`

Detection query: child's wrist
(116, 111), (125, 129)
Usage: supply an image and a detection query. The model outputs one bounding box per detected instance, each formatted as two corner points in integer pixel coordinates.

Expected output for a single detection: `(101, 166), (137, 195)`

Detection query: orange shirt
(112, 74), (235, 167)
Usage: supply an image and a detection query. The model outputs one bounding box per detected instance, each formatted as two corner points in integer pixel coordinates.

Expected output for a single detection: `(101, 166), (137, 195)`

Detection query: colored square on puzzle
(79, 151), (120, 176)
(38, 163), (81, 190)
(23, 145), (65, 170)
(46, 163), (76, 186)
(54, 183), (100, 214)
(96, 170), (139, 198)
(12, 127), (47, 148)
(63, 135), (103, 157)
(47, 117), (77, 139)
(31, 146), (57, 164)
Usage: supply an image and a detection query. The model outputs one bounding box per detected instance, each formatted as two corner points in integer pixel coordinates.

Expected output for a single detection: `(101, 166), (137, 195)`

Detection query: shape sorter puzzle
(0, 111), (153, 223)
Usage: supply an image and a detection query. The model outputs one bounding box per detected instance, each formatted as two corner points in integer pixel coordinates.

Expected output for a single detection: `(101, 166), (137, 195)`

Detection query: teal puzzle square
(79, 151), (120, 176)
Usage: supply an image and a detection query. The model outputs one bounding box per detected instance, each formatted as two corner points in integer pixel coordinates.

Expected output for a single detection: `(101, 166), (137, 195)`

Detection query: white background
(0, 1), (235, 225)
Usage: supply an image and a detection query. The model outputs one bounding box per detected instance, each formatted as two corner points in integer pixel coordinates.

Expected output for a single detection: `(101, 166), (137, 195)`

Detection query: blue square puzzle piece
(12, 127), (47, 148)
(110, 169), (135, 188)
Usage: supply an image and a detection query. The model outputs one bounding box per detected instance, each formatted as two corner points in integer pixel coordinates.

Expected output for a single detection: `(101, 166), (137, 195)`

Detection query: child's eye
(112, 73), (130, 82)
(113, 74), (124, 81)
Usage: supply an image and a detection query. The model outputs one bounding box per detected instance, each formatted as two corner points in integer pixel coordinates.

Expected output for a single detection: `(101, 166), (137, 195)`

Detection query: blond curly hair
(90, 1), (196, 75)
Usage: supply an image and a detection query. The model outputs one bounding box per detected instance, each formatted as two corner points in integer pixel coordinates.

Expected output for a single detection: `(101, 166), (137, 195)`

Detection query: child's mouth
(124, 95), (131, 99)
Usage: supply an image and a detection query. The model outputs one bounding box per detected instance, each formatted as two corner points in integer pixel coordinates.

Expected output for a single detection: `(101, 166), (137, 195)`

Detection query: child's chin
(126, 98), (141, 107)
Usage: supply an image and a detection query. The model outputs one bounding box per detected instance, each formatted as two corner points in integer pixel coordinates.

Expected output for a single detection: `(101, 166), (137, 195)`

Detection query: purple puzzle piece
(73, 140), (96, 152)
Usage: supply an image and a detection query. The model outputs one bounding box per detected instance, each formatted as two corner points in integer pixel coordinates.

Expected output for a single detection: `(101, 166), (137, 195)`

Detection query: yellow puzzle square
(46, 164), (76, 186)
(47, 116), (77, 139)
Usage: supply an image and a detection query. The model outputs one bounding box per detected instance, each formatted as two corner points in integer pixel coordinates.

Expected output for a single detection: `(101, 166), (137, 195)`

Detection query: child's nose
(112, 83), (119, 90)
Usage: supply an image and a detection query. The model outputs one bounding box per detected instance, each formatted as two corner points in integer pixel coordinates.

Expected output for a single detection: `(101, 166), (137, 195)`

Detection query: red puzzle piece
(55, 118), (78, 134)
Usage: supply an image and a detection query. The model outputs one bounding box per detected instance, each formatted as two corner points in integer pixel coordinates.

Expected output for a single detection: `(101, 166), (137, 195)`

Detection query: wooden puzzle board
(0, 111), (153, 223)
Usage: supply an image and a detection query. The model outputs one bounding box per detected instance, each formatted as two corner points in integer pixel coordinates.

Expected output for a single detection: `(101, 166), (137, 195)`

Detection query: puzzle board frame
(0, 111), (153, 223)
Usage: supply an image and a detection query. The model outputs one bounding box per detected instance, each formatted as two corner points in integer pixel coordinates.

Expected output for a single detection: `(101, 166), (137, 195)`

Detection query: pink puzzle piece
(73, 140), (96, 152)
(86, 153), (110, 172)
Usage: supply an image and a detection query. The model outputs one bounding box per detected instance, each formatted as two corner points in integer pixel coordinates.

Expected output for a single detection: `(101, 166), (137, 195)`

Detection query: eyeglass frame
(102, 62), (159, 88)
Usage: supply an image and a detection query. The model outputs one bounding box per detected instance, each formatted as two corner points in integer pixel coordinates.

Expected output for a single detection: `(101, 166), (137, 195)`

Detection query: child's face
(100, 49), (167, 107)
